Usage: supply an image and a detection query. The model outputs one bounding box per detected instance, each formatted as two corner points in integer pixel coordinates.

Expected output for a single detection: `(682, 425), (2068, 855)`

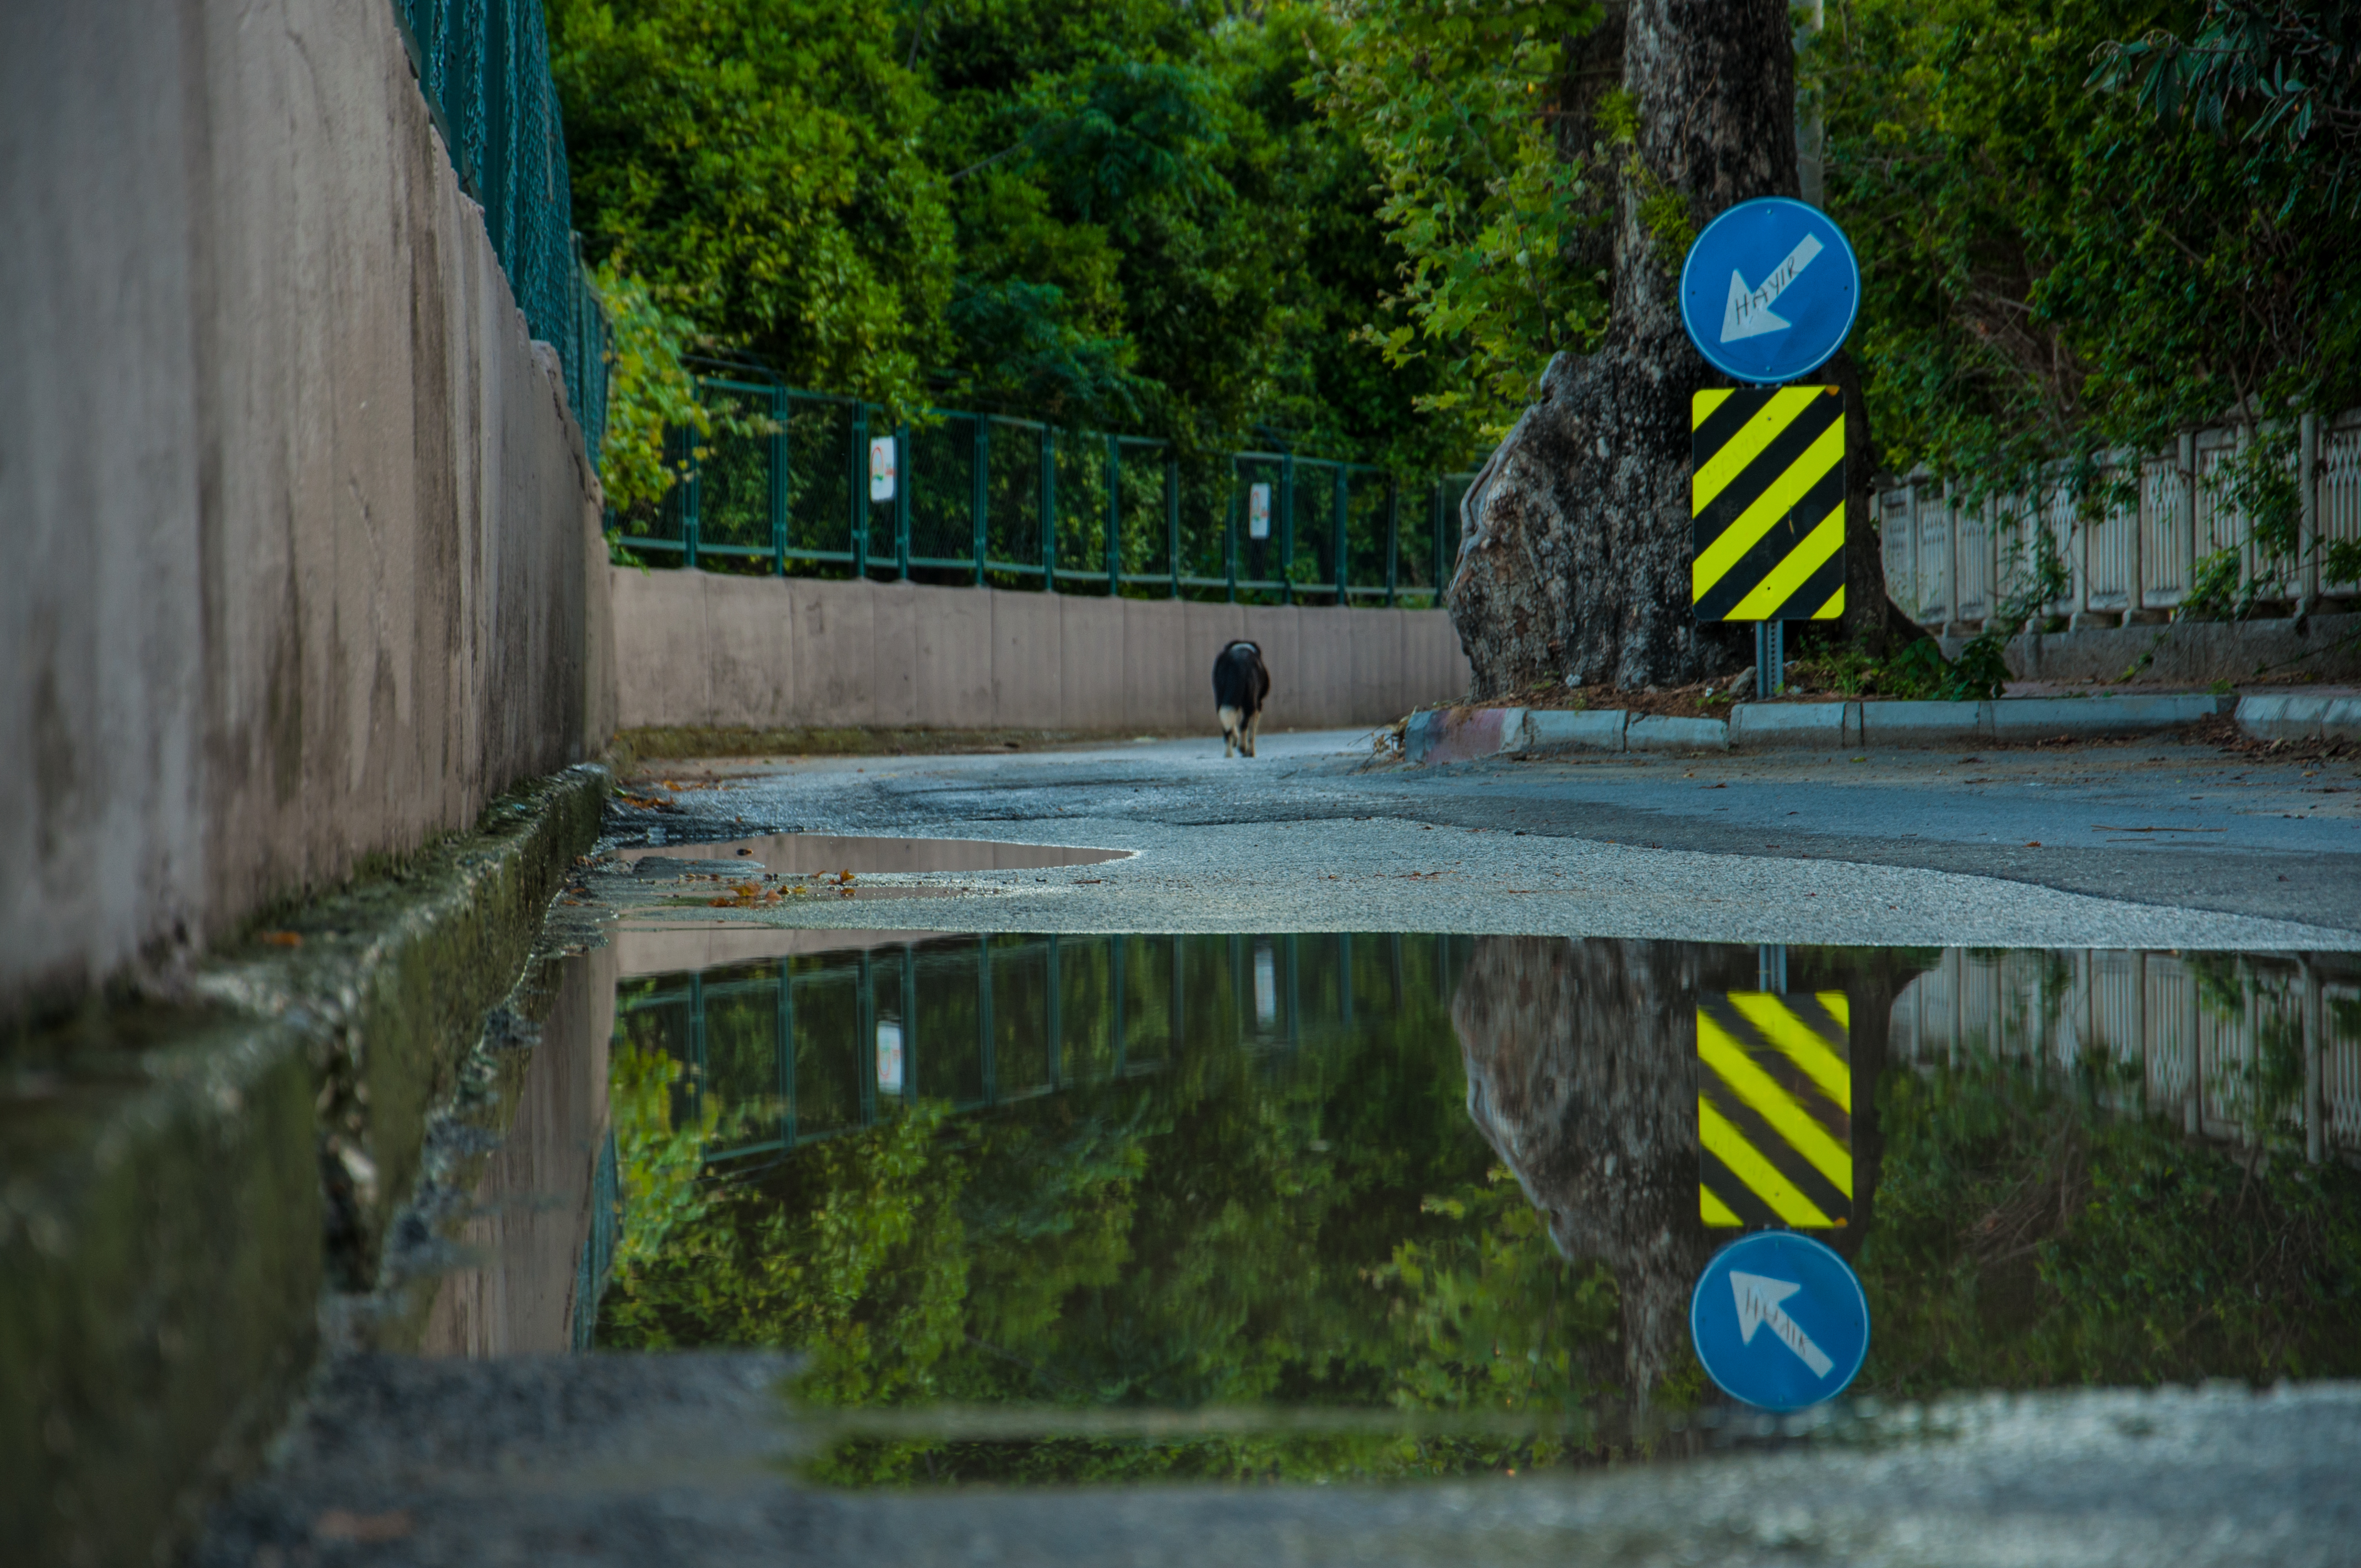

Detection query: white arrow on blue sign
(1679, 197), (1860, 385)
(1689, 1231), (1869, 1412)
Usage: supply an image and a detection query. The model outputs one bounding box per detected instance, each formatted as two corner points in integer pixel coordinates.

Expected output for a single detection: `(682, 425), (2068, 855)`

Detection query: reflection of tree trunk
(1451, 938), (1750, 1406)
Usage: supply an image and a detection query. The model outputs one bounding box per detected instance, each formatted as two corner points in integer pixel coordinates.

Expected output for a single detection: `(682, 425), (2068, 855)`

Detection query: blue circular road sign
(1689, 1231), (1869, 1412)
(1679, 198), (1860, 385)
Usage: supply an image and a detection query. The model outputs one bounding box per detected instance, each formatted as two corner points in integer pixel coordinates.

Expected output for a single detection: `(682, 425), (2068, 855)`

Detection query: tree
(1812, 0), (2361, 612)
(1443, 1), (1898, 696)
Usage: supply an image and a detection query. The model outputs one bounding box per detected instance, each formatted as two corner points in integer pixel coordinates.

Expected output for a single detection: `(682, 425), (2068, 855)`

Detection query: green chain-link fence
(389, 0), (609, 472)
(615, 371), (1471, 608)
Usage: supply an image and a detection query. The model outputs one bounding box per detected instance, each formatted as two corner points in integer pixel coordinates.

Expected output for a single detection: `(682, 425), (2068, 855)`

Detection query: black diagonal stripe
(1701, 1147), (1782, 1229)
(1692, 389), (1778, 466)
(1700, 1071), (1852, 1225)
(1694, 461), (1848, 621)
(1693, 391), (1843, 543)
(1780, 993), (1850, 1045)
(1700, 997), (1851, 1142)
(1763, 547), (1848, 622)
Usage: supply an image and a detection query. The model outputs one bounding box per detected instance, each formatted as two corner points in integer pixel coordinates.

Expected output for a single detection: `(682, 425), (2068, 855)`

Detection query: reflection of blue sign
(1679, 198), (1859, 384)
(1689, 1231), (1868, 1411)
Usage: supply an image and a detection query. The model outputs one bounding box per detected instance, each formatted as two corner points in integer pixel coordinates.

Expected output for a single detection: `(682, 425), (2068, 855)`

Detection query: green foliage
(551, 0), (1475, 467)
(1789, 634), (2006, 700)
(549, 0), (955, 416)
(2091, 1), (2361, 210)
(593, 266), (711, 518)
(1812, 0), (2361, 507)
(1310, 0), (1611, 450)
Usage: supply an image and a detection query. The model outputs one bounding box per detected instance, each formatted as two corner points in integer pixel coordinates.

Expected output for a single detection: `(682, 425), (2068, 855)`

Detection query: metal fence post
(2179, 430), (2198, 610)
(859, 401), (878, 578)
(1333, 467), (1349, 604)
(1433, 482), (1448, 597)
(1041, 428), (1058, 590)
(900, 944), (919, 1102)
(1384, 480), (1400, 606)
(1045, 937), (1063, 1089)
(776, 959), (797, 1148)
(894, 421), (912, 580)
(682, 420), (703, 571)
(857, 950), (878, 1126)
(973, 418), (989, 584)
(1106, 434), (1122, 594)
(770, 386), (788, 576)
(1279, 454), (1296, 605)
(2301, 411), (2322, 608)
(977, 935), (997, 1105)
(1225, 460), (1239, 603)
(1166, 457), (1181, 599)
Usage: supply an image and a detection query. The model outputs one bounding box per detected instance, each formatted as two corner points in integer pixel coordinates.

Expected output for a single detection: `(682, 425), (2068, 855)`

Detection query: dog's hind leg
(1217, 705), (1241, 758)
(1243, 708), (1261, 758)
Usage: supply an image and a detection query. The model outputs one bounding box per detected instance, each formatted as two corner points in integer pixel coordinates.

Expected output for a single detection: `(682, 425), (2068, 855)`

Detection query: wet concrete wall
(0, 4), (610, 1022)
(610, 570), (1475, 732)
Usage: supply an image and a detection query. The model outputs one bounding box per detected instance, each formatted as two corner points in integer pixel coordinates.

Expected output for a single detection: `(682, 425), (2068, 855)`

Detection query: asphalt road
(613, 727), (2361, 950)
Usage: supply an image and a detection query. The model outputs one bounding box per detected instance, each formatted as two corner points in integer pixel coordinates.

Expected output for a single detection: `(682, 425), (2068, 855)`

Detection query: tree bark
(1448, 0), (1905, 694)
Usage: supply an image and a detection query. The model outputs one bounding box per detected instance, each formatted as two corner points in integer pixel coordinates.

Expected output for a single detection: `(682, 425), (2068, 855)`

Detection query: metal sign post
(1680, 198), (1863, 658)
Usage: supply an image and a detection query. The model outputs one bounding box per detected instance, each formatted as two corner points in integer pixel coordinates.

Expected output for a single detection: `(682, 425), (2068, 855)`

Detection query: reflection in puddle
(494, 936), (2361, 1485)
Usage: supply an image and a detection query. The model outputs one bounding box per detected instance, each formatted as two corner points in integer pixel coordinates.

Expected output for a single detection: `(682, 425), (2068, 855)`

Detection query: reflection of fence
(388, 0), (610, 471)
(614, 373), (1472, 607)
(1890, 949), (2361, 1162)
(616, 932), (1471, 1166)
(568, 1129), (619, 1352)
(1878, 410), (2361, 630)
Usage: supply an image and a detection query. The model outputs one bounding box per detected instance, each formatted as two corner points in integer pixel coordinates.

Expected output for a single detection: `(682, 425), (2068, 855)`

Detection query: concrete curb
(1405, 690), (2271, 765)
(2238, 693), (2361, 743)
(3, 764), (610, 1568)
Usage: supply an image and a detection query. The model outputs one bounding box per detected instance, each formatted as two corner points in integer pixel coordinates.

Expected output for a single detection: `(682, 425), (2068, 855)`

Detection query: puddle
(620, 833), (1129, 874)
(437, 934), (2361, 1487)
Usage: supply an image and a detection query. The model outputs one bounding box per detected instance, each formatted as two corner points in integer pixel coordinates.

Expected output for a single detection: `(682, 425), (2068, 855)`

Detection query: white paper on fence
(877, 1021), (905, 1095)
(1249, 482), (1271, 540)
(869, 436), (897, 502)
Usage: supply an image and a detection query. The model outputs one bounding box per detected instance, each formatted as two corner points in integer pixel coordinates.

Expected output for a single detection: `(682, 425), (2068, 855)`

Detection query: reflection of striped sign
(1691, 386), (1846, 622)
(1698, 992), (1852, 1229)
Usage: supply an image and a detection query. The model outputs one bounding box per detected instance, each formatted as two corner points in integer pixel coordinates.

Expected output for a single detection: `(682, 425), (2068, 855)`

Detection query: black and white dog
(1212, 640), (1270, 758)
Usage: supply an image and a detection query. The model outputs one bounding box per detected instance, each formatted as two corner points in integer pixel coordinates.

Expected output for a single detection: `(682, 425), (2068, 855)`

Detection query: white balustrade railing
(1876, 411), (2361, 630)
(1887, 949), (2361, 1161)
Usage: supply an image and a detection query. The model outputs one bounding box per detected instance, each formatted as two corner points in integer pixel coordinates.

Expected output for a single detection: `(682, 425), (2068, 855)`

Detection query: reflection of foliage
(600, 1102), (972, 1401)
(1860, 1055), (2361, 1392)
(600, 939), (1638, 1484)
(608, 1039), (732, 1269)
(1375, 1169), (1616, 1421)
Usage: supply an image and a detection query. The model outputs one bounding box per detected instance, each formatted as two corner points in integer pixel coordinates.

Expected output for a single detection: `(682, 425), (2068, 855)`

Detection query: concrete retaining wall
(1937, 612), (2361, 687)
(1, 3), (608, 1022)
(611, 570), (1473, 733)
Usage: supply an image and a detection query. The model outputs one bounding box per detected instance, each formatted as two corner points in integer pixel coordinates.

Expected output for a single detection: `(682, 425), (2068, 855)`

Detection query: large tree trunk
(1446, 0), (1901, 695)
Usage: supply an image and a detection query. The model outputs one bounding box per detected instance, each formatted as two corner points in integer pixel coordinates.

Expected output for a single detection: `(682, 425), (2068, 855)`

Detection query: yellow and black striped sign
(1691, 386), (1847, 622)
(1698, 991), (1852, 1229)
